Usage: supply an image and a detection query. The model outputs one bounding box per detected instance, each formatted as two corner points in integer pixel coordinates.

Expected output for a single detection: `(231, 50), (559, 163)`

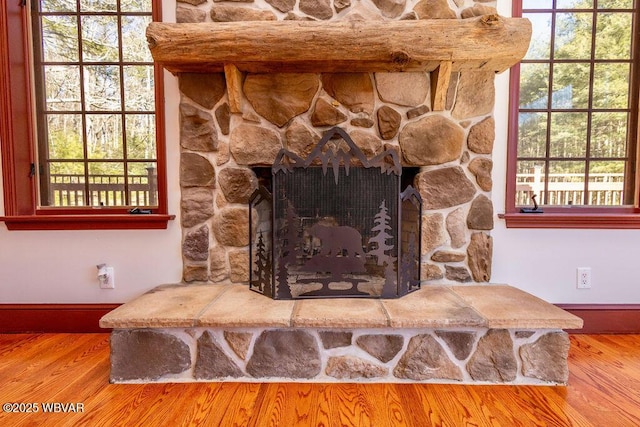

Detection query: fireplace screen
(249, 127), (421, 299)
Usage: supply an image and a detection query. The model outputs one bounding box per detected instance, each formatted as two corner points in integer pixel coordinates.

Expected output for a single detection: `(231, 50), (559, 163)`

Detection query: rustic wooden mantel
(147, 15), (531, 111)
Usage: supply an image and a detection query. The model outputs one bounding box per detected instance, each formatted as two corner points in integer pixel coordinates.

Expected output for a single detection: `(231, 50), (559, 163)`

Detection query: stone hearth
(100, 284), (582, 384)
(99, 1), (576, 386)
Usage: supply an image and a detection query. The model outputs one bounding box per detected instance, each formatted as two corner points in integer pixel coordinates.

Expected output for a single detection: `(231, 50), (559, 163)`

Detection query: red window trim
(504, 0), (640, 229)
(0, 2), (173, 231)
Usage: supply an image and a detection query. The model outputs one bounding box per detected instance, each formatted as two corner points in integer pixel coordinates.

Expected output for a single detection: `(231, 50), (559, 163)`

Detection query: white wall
(0, 2), (183, 304)
(490, 1), (640, 304)
(0, 1), (637, 304)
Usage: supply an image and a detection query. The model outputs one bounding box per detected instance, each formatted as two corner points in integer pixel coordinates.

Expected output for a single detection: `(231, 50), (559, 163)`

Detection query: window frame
(0, 1), (172, 230)
(503, 0), (640, 229)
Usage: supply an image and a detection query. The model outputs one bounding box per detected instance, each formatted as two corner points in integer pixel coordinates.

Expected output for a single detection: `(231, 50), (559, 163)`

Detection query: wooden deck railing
(49, 168), (157, 207)
(516, 171), (624, 206)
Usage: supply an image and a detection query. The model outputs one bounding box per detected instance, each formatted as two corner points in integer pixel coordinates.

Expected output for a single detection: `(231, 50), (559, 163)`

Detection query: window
(0, 0), (171, 230)
(505, 0), (640, 228)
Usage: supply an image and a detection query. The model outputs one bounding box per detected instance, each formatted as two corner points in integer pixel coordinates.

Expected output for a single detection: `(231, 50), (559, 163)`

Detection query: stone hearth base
(100, 284), (583, 385)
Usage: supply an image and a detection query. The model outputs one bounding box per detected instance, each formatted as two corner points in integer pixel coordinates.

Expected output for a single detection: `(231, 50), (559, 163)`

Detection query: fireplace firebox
(249, 127), (421, 299)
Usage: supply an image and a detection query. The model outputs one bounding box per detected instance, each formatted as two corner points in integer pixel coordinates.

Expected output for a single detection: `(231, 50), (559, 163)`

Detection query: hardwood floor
(0, 334), (638, 426)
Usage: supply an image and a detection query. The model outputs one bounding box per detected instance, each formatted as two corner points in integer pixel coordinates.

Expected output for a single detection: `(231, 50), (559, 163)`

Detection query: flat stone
(299, 0), (333, 20)
(394, 334), (463, 381)
(382, 286), (485, 328)
(194, 331), (243, 379)
(244, 74), (319, 127)
(217, 167), (258, 204)
(467, 195), (494, 231)
(421, 213), (445, 253)
(516, 331), (536, 339)
(452, 71), (495, 120)
(230, 124), (282, 166)
(176, 6), (207, 23)
(377, 106), (401, 140)
(460, 151), (470, 164)
(198, 285), (295, 328)
(210, 5), (276, 22)
(183, 264), (208, 282)
(467, 329), (517, 382)
(216, 141), (230, 165)
(375, 72), (428, 106)
(326, 356), (388, 379)
(468, 157), (493, 191)
(266, 0), (295, 13)
(431, 250), (466, 263)
(319, 331), (353, 349)
(246, 330), (321, 379)
(181, 187), (214, 228)
(435, 331), (477, 360)
(371, 0), (406, 18)
(446, 208), (467, 249)
(180, 152), (215, 188)
(183, 225), (209, 262)
(334, 0), (351, 13)
(413, 0), (456, 18)
(100, 284), (227, 328)
(311, 98), (347, 127)
(406, 105), (430, 119)
(450, 285), (584, 329)
(445, 265), (472, 283)
(180, 103), (218, 152)
(110, 330), (191, 381)
(211, 206), (251, 247)
(421, 263), (444, 281)
(224, 331), (253, 360)
(351, 117), (375, 128)
(467, 117), (495, 154)
(215, 103), (231, 136)
(415, 167), (476, 210)
(179, 73), (225, 110)
(356, 334), (404, 363)
(228, 249), (249, 282)
(292, 299), (388, 328)
(349, 130), (383, 158)
(467, 232), (492, 282)
(209, 247), (228, 282)
(399, 115), (464, 166)
(178, 0), (206, 4)
(322, 73), (375, 115)
(285, 120), (322, 159)
(520, 332), (570, 383)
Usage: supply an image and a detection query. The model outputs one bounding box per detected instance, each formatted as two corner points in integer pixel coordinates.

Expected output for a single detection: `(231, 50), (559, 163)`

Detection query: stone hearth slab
(99, 283), (227, 328)
(101, 284), (583, 385)
(450, 285), (583, 329)
(382, 286), (485, 328)
(292, 298), (388, 328)
(198, 285), (295, 328)
(101, 283), (583, 330)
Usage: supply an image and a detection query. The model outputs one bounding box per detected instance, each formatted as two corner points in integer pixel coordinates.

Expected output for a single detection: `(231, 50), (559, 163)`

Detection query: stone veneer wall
(110, 327), (571, 384)
(176, 0), (498, 286)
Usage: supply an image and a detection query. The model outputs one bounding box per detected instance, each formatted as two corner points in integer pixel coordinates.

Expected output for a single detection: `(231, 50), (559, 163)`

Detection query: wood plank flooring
(0, 334), (638, 426)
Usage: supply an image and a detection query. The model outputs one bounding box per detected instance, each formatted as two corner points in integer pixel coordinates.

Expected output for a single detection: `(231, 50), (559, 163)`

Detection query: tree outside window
(512, 0), (638, 208)
(32, 0), (158, 208)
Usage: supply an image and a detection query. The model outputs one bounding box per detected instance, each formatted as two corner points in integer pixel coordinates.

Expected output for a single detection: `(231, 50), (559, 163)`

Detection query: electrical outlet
(577, 267), (591, 289)
(98, 266), (115, 289)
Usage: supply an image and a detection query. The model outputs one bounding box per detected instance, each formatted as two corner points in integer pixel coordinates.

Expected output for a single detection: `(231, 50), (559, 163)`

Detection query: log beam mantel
(146, 15), (532, 75)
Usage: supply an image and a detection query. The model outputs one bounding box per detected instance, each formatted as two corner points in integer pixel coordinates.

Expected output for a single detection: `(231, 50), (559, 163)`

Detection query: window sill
(499, 212), (640, 229)
(0, 214), (175, 231)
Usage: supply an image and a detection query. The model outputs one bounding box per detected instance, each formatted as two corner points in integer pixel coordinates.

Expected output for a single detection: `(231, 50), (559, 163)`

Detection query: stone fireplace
(175, 2), (508, 288)
(99, 0), (583, 385)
